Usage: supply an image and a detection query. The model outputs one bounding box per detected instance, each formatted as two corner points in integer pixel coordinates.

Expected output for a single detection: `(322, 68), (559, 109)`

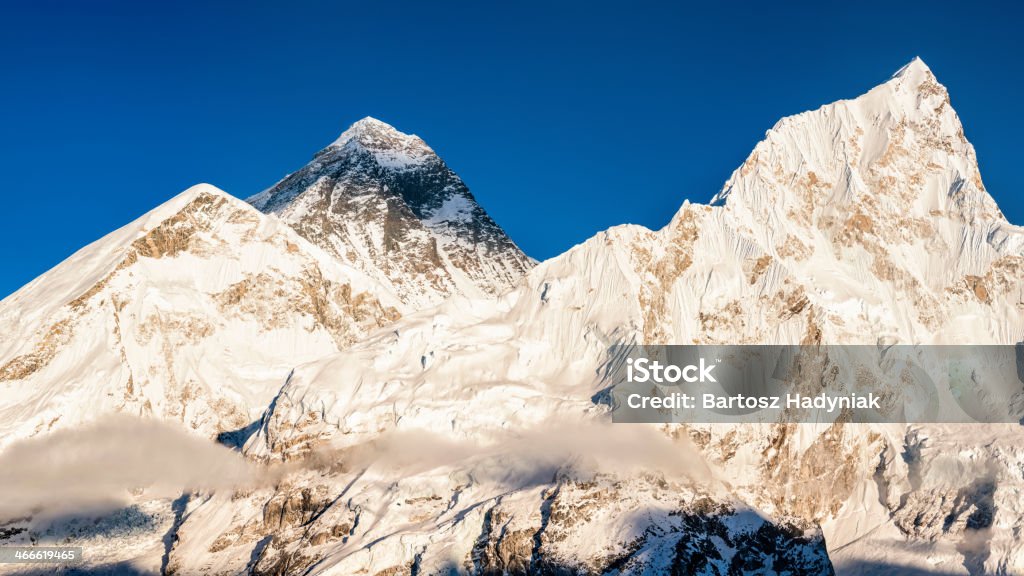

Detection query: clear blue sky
(2, 1), (1021, 298)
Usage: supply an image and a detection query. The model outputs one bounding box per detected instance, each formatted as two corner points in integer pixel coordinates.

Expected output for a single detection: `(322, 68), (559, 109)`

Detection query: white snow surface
(0, 184), (404, 449)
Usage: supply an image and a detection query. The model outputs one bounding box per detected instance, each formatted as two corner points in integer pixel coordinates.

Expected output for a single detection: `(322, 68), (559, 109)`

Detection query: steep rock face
(0, 184), (402, 447)
(249, 117), (534, 308)
(168, 60), (1024, 574)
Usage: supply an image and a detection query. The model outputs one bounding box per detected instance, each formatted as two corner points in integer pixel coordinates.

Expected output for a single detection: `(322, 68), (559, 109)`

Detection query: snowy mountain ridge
(3, 58), (1024, 575)
(0, 184), (403, 451)
(165, 58), (1024, 575)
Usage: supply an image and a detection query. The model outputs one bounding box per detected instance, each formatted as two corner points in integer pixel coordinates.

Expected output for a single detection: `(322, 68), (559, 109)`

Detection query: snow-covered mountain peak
(333, 115), (408, 142)
(709, 57), (999, 226)
(248, 118), (533, 308)
(0, 182), (403, 448)
(322, 116), (434, 170)
(891, 55), (932, 81)
(882, 57), (952, 113)
(139, 182), (233, 223)
(177, 181), (228, 198)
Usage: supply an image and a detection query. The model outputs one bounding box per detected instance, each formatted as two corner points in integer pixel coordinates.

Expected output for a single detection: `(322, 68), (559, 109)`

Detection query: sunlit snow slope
(0, 185), (402, 447)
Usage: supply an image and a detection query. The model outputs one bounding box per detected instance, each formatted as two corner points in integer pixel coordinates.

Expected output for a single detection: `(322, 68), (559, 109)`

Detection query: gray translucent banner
(608, 345), (1024, 424)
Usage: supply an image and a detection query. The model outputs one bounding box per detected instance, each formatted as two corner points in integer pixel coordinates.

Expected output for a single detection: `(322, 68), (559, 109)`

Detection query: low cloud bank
(0, 416), (260, 518)
(0, 415), (709, 520)
(344, 421), (711, 486)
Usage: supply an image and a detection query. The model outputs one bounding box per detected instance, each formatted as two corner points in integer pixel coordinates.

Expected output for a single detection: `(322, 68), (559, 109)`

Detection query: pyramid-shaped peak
(143, 182), (242, 227)
(328, 116), (428, 153)
(318, 117), (439, 171)
(180, 182), (233, 201)
(893, 56), (931, 78)
(886, 56), (946, 97)
(710, 55), (998, 221)
(349, 116), (402, 134)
